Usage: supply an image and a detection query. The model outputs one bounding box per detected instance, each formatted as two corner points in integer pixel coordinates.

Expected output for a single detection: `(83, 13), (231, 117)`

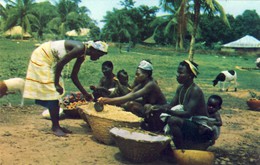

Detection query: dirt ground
(0, 91), (259, 165)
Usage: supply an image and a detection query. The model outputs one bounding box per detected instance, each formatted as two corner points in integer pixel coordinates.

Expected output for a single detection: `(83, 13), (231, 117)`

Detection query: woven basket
(110, 127), (171, 163)
(78, 107), (90, 125)
(78, 104), (142, 145)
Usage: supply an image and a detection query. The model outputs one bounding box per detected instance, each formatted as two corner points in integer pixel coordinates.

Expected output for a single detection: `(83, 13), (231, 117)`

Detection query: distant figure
(212, 70), (237, 92)
(256, 57), (260, 68)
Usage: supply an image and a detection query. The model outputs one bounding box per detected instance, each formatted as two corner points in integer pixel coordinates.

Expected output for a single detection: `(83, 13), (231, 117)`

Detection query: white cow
(212, 70), (237, 92)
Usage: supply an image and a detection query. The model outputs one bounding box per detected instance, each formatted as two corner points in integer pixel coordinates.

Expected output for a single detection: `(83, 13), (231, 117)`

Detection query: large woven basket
(110, 127), (171, 163)
(78, 103), (142, 145)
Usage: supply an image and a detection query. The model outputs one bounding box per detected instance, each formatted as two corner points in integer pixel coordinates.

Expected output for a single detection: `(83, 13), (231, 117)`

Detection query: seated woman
(98, 60), (167, 132)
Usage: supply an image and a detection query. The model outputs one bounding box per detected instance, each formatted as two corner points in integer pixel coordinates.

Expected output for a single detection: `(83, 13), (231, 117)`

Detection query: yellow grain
(79, 102), (142, 122)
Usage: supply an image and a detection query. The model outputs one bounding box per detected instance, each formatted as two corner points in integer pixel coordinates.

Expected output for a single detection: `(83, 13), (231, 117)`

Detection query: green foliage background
(0, 39), (259, 110)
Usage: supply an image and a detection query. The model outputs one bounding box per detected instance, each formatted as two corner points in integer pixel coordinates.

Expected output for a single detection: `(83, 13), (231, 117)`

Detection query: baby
(207, 95), (223, 143)
(110, 69), (131, 97)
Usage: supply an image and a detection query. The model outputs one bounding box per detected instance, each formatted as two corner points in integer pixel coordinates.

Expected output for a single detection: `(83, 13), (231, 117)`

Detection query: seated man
(98, 60), (167, 132)
(154, 60), (211, 149)
(90, 61), (117, 101)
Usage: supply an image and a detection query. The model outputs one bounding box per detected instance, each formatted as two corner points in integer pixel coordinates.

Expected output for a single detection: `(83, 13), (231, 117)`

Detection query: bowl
(246, 99), (260, 111)
(173, 149), (215, 165)
(78, 103), (142, 145)
(110, 127), (171, 163)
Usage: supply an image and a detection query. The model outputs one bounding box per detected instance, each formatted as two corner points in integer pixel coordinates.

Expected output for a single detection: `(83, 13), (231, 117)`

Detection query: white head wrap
(255, 57), (260, 63)
(138, 60), (153, 71)
(85, 41), (108, 53)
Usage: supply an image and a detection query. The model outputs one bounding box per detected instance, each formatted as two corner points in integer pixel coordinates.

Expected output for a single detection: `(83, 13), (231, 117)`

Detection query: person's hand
(144, 104), (153, 117)
(207, 121), (214, 127)
(113, 77), (119, 82)
(97, 97), (110, 104)
(84, 93), (93, 101)
(151, 105), (161, 111)
(55, 84), (64, 95)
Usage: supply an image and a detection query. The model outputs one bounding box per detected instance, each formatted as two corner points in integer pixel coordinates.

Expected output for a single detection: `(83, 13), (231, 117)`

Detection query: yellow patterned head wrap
(85, 41), (108, 53)
(184, 60), (199, 77)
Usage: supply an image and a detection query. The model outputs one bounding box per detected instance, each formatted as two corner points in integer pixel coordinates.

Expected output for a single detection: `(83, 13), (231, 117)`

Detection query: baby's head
(117, 69), (129, 85)
(207, 95), (222, 114)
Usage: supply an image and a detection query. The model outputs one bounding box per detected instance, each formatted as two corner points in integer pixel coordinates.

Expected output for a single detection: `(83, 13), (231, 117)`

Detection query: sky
(1, 0), (260, 28)
(79, 0), (260, 28)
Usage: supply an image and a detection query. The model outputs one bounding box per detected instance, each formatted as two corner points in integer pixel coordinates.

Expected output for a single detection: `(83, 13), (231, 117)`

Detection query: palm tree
(4, 0), (38, 40)
(152, 0), (191, 50)
(48, 0), (91, 38)
(188, 0), (230, 61)
(0, 3), (8, 31)
(159, 0), (229, 61)
(31, 1), (58, 40)
(102, 9), (138, 53)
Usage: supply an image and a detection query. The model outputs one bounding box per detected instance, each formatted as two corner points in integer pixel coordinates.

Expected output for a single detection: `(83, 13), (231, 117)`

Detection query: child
(90, 61), (117, 101)
(207, 94), (223, 143)
(110, 69), (132, 97)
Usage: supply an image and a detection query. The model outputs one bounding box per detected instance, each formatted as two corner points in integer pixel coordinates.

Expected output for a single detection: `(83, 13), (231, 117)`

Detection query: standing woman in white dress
(23, 40), (108, 136)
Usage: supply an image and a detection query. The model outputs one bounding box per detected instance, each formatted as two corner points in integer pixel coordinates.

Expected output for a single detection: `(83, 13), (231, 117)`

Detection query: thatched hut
(65, 28), (90, 37)
(4, 26), (32, 39)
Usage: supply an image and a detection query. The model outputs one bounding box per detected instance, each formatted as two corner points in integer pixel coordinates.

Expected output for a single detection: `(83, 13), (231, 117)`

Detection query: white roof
(223, 35), (260, 48)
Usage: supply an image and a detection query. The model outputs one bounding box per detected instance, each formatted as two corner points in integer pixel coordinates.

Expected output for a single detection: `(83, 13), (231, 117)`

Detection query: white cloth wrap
(138, 60), (153, 70)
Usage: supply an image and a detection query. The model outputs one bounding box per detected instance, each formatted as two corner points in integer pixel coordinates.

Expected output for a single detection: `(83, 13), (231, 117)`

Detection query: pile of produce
(60, 92), (87, 110)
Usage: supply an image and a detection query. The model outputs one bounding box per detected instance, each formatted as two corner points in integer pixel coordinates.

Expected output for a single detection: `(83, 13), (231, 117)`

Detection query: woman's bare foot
(52, 128), (67, 137)
(61, 127), (72, 134)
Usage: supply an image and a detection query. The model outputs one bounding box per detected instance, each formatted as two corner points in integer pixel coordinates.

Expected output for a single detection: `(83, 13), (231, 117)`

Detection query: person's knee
(168, 116), (183, 127)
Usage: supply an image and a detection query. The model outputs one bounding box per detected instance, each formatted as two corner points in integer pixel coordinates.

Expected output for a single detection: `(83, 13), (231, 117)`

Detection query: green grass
(0, 38), (259, 109)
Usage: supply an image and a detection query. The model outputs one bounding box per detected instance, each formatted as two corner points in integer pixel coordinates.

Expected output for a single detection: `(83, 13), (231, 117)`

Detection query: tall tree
(156, 0), (191, 50)
(158, 0), (229, 60)
(234, 10), (260, 39)
(48, 0), (91, 38)
(31, 1), (58, 40)
(188, 0), (229, 61)
(4, 0), (38, 40)
(102, 8), (138, 52)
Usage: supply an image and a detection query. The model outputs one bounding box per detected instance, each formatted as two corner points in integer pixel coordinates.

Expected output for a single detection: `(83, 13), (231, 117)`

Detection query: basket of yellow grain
(110, 127), (171, 163)
(78, 103), (142, 145)
(60, 92), (87, 118)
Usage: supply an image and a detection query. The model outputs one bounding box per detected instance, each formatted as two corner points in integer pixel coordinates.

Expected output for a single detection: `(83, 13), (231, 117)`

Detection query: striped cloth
(23, 41), (65, 100)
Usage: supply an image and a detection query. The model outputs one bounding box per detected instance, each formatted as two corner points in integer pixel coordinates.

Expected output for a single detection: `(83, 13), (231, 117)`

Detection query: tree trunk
(188, 0), (200, 61)
(188, 34), (195, 61)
